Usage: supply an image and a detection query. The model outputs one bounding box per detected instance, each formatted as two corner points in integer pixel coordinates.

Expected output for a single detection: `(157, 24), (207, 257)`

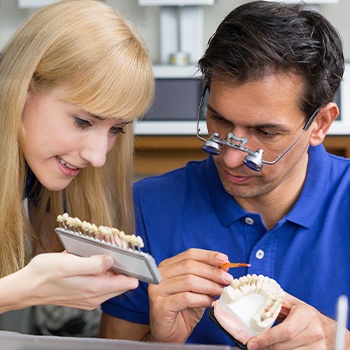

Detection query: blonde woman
(0, 0), (154, 313)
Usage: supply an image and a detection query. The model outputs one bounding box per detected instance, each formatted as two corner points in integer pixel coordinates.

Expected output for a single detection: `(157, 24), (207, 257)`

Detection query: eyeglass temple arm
(262, 108), (320, 165)
(196, 86), (209, 142)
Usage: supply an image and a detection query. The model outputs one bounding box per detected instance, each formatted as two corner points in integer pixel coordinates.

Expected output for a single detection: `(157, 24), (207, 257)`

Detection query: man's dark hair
(198, 0), (344, 118)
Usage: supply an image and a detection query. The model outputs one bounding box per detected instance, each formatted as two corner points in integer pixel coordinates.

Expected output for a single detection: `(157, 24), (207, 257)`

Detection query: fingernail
(105, 255), (114, 268)
(223, 273), (233, 283)
(247, 342), (259, 350)
(217, 253), (228, 263)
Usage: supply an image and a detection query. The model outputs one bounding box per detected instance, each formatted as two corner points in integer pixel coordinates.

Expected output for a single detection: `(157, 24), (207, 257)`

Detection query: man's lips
(223, 169), (255, 184)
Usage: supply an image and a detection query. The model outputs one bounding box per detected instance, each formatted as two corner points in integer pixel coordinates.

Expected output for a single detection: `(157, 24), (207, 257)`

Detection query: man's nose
(221, 130), (251, 168)
(221, 142), (248, 169)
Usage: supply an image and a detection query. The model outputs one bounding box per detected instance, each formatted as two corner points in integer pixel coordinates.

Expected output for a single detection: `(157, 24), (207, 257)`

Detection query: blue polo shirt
(102, 144), (350, 345)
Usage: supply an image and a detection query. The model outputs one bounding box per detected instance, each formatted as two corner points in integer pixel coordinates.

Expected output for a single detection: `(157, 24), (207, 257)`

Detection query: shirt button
(245, 217), (254, 225)
(256, 249), (265, 259)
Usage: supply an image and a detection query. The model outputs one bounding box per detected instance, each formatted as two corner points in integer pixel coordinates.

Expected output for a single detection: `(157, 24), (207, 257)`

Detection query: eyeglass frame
(196, 85), (320, 171)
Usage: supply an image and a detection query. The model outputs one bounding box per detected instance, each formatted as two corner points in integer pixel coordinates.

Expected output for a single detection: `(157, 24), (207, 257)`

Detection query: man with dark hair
(100, 1), (350, 349)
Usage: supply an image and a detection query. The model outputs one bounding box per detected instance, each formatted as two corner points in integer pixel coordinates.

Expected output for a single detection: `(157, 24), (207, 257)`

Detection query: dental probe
(220, 263), (251, 269)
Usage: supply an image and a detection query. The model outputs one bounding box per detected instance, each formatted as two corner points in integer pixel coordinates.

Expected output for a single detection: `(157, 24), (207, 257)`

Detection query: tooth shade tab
(56, 213), (144, 251)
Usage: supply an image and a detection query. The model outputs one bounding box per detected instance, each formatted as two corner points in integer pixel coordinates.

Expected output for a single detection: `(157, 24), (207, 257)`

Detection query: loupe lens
(243, 155), (262, 171)
(202, 140), (222, 155)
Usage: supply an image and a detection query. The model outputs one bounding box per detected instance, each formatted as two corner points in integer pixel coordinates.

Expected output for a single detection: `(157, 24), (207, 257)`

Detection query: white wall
(0, 0), (349, 62)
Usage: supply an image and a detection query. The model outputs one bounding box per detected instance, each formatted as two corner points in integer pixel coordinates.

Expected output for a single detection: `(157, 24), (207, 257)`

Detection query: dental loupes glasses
(196, 86), (319, 171)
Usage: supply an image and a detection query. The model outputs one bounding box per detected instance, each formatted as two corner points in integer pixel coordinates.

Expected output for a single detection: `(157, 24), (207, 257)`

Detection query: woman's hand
(0, 251), (138, 313)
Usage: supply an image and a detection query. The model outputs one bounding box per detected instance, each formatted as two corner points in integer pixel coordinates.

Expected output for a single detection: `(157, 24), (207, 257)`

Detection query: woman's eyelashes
(74, 116), (91, 129)
(73, 116), (125, 135)
(110, 126), (125, 135)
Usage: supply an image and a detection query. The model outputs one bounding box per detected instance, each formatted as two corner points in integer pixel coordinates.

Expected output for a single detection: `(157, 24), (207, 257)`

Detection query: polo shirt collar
(204, 144), (329, 229)
(285, 144), (330, 228)
(204, 156), (248, 227)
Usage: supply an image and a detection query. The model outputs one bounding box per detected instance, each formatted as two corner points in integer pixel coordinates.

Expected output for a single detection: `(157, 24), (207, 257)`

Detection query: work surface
(0, 331), (237, 350)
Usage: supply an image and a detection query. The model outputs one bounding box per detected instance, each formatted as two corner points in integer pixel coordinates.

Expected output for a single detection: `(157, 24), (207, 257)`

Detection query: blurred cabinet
(134, 135), (350, 177)
(323, 136), (350, 157)
(134, 136), (206, 177)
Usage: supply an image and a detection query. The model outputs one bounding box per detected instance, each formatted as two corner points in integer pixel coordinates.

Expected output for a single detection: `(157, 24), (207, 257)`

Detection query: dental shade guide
(55, 213), (161, 284)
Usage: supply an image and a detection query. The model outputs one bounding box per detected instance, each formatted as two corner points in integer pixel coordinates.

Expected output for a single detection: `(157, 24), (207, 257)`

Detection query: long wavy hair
(0, 0), (154, 277)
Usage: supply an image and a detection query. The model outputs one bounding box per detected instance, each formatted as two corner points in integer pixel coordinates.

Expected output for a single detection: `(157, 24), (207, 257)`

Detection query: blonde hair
(0, 0), (154, 277)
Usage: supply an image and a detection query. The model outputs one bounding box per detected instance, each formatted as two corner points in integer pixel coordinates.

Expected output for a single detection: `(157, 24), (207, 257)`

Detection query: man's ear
(309, 102), (339, 146)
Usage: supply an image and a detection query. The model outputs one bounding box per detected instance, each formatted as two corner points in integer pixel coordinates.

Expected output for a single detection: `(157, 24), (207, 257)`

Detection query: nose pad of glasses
(202, 139), (222, 155)
(243, 153), (263, 172)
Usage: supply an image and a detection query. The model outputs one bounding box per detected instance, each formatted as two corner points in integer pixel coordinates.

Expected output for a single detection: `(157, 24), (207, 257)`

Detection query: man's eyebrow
(207, 104), (226, 120)
(207, 103), (290, 131)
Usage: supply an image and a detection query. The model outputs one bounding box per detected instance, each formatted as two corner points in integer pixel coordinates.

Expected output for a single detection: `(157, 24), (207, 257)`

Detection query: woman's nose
(80, 135), (109, 168)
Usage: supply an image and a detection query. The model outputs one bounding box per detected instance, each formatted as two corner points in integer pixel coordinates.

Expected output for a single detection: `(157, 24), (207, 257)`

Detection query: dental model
(210, 274), (284, 349)
(55, 213), (161, 284)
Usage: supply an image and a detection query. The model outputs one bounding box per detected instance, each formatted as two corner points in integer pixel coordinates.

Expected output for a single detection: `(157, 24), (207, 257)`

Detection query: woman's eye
(74, 117), (91, 129)
(110, 126), (125, 136)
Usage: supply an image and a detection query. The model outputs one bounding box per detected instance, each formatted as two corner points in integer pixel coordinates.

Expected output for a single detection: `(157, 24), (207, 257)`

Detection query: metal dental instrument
(335, 295), (349, 350)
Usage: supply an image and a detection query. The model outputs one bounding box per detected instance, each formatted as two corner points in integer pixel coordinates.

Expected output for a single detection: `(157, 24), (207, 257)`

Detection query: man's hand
(246, 292), (350, 350)
(147, 248), (234, 343)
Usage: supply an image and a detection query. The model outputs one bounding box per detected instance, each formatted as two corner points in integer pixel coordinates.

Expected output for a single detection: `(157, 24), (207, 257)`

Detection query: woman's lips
(56, 156), (80, 177)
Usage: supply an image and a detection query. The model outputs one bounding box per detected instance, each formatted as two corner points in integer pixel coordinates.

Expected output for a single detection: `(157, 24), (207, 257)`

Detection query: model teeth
(212, 274), (284, 346)
(57, 157), (78, 170)
(56, 213), (144, 251)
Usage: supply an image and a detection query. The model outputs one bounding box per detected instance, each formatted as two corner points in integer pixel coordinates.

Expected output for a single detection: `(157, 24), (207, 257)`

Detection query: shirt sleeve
(101, 280), (150, 324)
